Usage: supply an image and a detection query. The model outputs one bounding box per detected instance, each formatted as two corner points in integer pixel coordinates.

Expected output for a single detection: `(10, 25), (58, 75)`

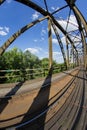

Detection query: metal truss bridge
(0, 0), (87, 130)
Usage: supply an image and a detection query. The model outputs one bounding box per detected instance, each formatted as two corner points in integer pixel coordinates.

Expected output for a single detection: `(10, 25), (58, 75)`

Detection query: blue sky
(0, 0), (87, 63)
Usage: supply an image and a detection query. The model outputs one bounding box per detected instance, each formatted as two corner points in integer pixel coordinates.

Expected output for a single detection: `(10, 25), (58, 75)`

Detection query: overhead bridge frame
(0, 0), (87, 69)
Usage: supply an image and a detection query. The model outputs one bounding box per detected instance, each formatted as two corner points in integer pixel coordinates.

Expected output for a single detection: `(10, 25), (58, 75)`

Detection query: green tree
(23, 50), (41, 79)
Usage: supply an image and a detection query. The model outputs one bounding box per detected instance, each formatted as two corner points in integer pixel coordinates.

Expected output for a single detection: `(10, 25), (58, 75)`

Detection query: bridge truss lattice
(0, 0), (87, 69)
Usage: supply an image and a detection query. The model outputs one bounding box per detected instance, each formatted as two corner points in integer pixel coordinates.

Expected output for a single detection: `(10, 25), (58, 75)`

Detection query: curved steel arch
(0, 16), (48, 55)
(0, 0), (5, 5)
(0, 0), (87, 69)
(15, 0), (77, 52)
(66, 0), (87, 33)
(72, 6), (87, 69)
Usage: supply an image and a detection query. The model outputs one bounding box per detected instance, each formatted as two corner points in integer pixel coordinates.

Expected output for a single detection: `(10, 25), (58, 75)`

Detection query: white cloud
(0, 27), (3, 30)
(69, 15), (78, 25)
(24, 47), (42, 55)
(0, 26), (9, 36)
(5, 27), (9, 33)
(58, 20), (66, 30)
(39, 37), (45, 42)
(51, 6), (59, 11)
(33, 39), (38, 42)
(24, 48), (39, 54)
(36, 47), (42, 51)
(61, 36), (67, 45)
(0, 31), (7, 36)
(52, 38), (58, 44)
(53, 51), (63, 63)
(41, 29), (46, 36)
(51, 6), (55, 11)
(32, 11), (40, 20)
(56, 15), (78, 33)
(41, 37), (45, 41)
(53, 51), (62, 56)
(45, 51), (63, 63)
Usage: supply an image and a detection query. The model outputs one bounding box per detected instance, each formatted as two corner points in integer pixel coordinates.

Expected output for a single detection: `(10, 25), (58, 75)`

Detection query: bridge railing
(0, 66), (68, 83)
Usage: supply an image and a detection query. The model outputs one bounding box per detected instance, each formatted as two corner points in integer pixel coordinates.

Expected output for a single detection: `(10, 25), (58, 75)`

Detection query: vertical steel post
(76, 51), (79, 66)
(81, 31), (87, 69)
(48, 18), (53, 68)
(66, 35), (69, 69)
(72, 46), (74, 68)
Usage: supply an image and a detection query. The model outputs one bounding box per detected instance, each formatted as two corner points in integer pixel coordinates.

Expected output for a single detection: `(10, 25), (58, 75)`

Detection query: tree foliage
(0, 47), (66, 83)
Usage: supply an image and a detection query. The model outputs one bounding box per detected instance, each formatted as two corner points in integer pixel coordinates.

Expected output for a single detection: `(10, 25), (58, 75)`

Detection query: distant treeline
(0, 48), (67, 83)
